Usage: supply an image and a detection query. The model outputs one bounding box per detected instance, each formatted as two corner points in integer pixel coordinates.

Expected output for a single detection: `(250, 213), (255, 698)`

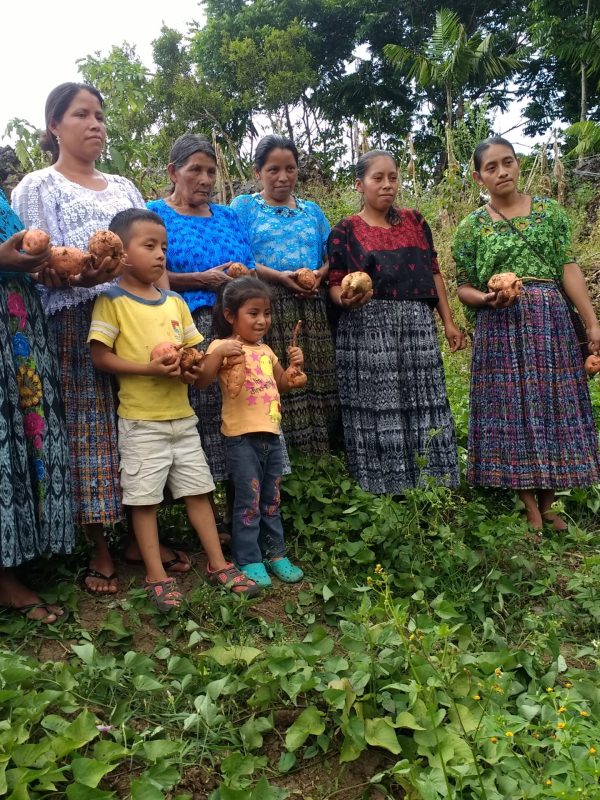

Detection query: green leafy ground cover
(1, 348), (599, 800)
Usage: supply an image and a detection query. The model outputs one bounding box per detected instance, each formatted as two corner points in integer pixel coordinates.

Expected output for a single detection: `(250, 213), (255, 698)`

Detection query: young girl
(230, 135), (339, 456)
(196, 277), (305, 587)
(328, 150), (465, 494)
(453, 136), (600, 529)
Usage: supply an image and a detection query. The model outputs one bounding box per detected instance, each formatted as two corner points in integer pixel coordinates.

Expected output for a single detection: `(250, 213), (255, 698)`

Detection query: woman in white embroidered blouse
(12, 82), (155, 594)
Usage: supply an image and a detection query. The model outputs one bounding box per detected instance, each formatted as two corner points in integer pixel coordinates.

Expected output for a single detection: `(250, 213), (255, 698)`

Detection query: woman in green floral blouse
(453, 137), (600, 530)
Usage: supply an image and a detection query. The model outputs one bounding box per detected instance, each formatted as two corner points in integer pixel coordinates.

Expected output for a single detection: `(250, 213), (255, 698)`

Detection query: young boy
(88, 208), (258, 612)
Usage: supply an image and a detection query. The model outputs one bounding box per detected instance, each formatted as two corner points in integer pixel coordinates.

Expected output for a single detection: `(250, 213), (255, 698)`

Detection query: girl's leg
(517, 490), (543, 529)
(537, 489), (568, 530)
(183, 495), (229, 571)
(85, 523), (118, 593)
(258, 439), (286, 561)
(226, 437), (264, 566)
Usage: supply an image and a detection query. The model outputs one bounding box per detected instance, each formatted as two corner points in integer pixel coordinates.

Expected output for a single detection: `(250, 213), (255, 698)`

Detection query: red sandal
(145, 578), (182, 613)
(206, 563), (260, 598)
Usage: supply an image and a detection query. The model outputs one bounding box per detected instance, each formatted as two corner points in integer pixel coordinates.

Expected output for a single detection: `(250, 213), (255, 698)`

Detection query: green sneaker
(240, 562), (272, 588)
(266, 557), (304, 583)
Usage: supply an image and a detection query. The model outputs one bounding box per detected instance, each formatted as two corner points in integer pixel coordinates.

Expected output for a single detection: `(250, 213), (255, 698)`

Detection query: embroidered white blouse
(11, 167), (144, 315)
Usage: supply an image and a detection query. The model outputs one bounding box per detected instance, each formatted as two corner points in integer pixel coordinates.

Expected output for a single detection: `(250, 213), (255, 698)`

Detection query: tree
(384, 8), (523, 168)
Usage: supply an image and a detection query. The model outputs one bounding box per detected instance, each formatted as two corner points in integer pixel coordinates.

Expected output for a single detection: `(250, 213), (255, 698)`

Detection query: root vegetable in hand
(22, 229), (50, 256)
(227, 262), (250, 277)
(49, 246), (93, 277)
(584, 354), (600, 376)
(150, 342), (180, 365)
(88, 230), (124, 271)
(341, 271), (373, 300)
(223, 352), (246, 398)
(284, 320), (307, 388)
(295, 268), (316, 290)
(179, 347), (205, 372)
(487, 272), (523, 304)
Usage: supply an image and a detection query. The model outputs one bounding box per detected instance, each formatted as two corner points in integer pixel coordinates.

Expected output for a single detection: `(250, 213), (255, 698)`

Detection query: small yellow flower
(589, 747), (597, 755)
(557, 722), (566, 730)
(532, 732), (540, 739)
(366, 576), (373, 585)
(546, 687), (554, 693)
(374, 563), (383, 574)
(564, 681), (573, 688)
(550, 734), (557, 740)
(545, 779), (552, 786)
(495, 667), (503, 677)
(472, 695), (481, 701)
(505, 731), (514, 738)
(490, 736), (498, 743)
(409, 632), (415, 640)
(580, 710), (590, 717)
(558, 706), (566, 713)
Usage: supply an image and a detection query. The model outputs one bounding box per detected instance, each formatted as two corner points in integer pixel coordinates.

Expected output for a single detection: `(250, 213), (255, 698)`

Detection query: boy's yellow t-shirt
(88, 286), (203, 420)
(207, 339), (282, 436)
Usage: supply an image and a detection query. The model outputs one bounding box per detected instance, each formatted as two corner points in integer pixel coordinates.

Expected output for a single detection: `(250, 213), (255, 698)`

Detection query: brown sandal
(145, 578), (182, 613)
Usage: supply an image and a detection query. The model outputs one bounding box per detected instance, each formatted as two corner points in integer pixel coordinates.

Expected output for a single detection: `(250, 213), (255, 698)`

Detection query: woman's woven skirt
(48, 301), (122, 526)
(265, 284), (340, 455)
(0, 279), (74, 565)
(469, 283), (600, 488)
(336, 299), (459, 494)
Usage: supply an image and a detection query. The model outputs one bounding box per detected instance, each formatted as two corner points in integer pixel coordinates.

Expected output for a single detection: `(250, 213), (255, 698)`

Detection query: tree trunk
(446, 83), (456, 168)
(284, 104), (294, 141)
(580, 61), (587, 122)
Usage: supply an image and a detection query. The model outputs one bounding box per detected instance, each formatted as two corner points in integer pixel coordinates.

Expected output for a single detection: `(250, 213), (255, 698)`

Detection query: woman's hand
(482, 290), (518, 309)
(277, 270), (318, 299)
(444, 323), (467, 352)
(586, 322), (600, 355)
(195, 263), (233, 291)
(339, 288), (374, 309)
(0, 231), (50, 273)
(71, 255), (124, 288)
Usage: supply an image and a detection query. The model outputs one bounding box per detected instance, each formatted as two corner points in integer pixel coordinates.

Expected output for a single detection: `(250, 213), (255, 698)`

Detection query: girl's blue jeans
(225, 433), (287, 566)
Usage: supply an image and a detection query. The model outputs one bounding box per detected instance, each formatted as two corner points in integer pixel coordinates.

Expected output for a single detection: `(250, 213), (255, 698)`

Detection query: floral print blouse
(452, 197), (574, 291)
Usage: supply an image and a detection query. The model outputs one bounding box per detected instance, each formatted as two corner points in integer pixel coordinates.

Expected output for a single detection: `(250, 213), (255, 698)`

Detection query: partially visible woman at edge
(0, 190), (74, 622)
(328, 150), (465, 495)
(147, 134), (275, 499)
(11, 82), (168, 594)
(230, 135), (339, 455)
(452, 136), (600, 529)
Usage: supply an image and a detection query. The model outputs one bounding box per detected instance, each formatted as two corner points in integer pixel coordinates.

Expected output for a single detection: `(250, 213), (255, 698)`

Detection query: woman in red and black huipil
(328, 150), (466, 494)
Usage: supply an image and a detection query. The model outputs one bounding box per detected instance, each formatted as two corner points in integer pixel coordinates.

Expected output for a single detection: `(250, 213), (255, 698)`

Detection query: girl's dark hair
(473, 137), (517, 172)
(169, 134), (216, 170)
(212, 276), (271, 338)
(41, 82), (104, 164)
(355, 149), (400, 225)
(254, 135), (299, 171)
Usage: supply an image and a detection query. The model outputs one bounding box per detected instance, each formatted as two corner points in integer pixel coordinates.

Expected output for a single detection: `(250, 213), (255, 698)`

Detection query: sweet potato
(223, 353), (246, 399)
(341, 271), (373, 300)
(150, 342), (180, 365)
(487, 272), (523, 304)
(48, 246), (92, 277)
(295, 268), (316, 290)
(179, 347), (205, 372)
(584, 354), (600, 376)
(284, 320), (307, 388)
(88, 230), (124, 268)
(227, 262), (250, 278)
(22, 229), (50, 256)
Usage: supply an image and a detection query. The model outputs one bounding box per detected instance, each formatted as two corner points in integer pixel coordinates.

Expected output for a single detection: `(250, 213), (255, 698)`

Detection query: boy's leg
(226, 436), (264, 566)
(130, 506), (169, 583)
(183, 495), (228, 571)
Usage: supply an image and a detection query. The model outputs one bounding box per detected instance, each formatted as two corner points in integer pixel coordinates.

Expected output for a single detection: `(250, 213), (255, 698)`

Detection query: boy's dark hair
(41, 82), (104, 164)
(212, 276), (271, 338)
(109, 208), (166, 246)
(473, 137), (517, 172)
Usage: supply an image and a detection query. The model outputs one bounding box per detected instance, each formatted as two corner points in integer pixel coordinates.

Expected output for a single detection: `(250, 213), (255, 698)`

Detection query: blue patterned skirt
(336, 300), (459, 493)
(0, 278), (74, 566)
(469, 283), (600, 488)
